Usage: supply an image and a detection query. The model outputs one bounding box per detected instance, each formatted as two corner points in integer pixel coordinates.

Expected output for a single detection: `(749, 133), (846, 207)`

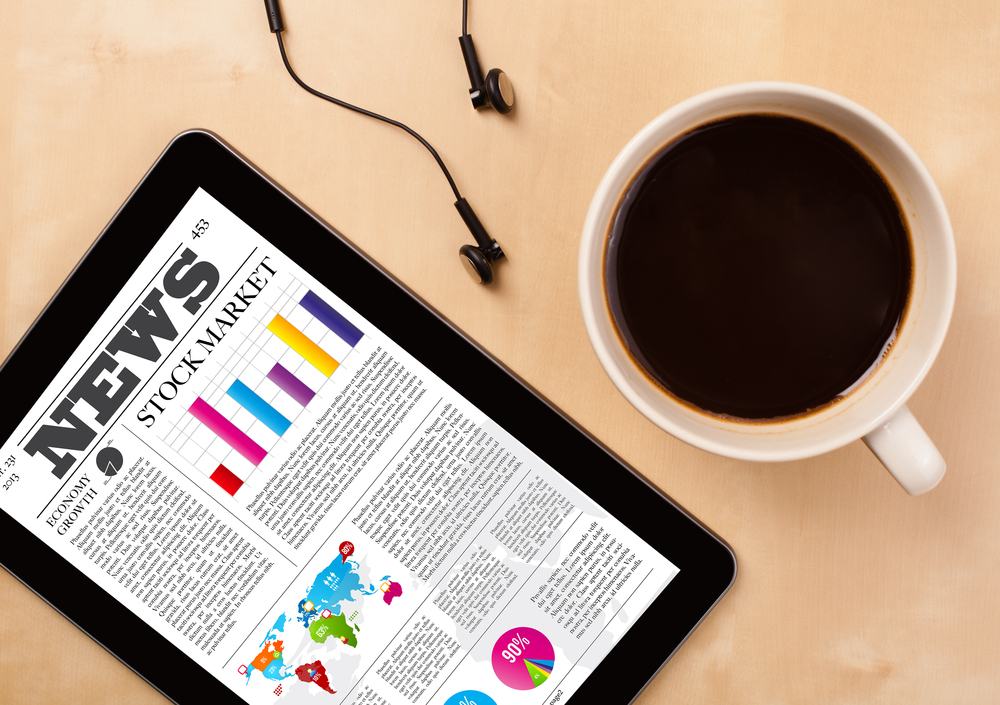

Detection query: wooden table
(2, 1), (998, 702)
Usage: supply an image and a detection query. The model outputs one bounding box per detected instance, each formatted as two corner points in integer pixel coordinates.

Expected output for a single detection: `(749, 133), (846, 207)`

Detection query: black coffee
(605, 114), (912, 420)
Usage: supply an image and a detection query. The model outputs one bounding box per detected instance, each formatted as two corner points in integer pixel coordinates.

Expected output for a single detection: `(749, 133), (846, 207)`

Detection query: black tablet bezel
(0, 130), (736, 705)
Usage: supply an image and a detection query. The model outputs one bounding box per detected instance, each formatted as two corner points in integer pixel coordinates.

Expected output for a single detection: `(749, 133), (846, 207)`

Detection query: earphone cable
(462, 0), (468, 36)
(274, 31), (462, 202)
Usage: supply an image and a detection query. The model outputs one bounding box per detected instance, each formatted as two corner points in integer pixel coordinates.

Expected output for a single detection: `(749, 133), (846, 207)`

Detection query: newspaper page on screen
(0, 188), (679, 705)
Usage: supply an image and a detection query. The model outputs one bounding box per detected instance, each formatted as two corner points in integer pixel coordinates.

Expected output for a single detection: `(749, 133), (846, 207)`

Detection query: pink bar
(189, 397), (267, 466)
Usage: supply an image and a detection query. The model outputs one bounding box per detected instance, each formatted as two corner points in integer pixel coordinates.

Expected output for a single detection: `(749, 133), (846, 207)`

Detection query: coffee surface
(605, 114), (911, 419)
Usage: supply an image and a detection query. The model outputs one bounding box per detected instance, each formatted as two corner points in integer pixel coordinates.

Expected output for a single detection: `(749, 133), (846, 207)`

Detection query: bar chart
(158, 276), (364, 497)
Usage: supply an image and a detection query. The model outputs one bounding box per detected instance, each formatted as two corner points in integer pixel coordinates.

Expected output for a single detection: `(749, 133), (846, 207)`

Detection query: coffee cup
(578, 82), (956, 495)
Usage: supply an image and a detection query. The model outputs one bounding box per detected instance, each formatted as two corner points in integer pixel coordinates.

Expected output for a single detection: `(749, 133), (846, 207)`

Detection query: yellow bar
(267, 314), (339, 377)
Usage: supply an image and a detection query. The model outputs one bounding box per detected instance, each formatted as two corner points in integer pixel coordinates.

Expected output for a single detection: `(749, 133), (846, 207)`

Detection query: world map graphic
(244, 547), (402, 696)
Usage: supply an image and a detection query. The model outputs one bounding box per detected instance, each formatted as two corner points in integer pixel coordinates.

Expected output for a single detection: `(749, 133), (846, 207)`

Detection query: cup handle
(861, 405), (945, 495)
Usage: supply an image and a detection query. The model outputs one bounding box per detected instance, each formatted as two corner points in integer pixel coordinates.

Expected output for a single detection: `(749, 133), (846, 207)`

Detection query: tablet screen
(0, 187), (680, 705)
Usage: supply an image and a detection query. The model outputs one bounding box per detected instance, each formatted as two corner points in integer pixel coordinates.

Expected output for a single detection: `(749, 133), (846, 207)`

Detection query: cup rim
(578, 81), (956, 461)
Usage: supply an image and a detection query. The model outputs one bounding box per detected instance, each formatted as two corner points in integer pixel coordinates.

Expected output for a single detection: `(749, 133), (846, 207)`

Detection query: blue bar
(300, 290), (363, 348)
(226, 379), (292, 436)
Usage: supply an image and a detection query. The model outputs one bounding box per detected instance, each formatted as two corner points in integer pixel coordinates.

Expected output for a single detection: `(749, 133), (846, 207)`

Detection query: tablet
(0, 130), (735, 705)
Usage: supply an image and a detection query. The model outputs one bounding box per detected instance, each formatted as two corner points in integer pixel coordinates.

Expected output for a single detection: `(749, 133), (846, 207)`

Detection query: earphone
(262, 0), (513, 284)
(459, 0), (514, 115)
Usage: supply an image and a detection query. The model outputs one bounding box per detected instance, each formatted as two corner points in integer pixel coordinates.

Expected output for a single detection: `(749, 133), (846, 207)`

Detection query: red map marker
(339, 541), (354, 564)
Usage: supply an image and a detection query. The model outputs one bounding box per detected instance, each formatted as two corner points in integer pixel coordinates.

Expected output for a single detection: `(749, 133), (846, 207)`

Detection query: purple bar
(267, 363), (316, 407)
(189, 397), (267, 466)
(300, 290), (363, 347)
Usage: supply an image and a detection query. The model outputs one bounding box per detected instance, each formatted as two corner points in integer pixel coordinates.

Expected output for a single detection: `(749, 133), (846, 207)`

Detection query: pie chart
(443, 691), (497, 705)
(96, 446), (123, 477)
(491, 627), (554, 690)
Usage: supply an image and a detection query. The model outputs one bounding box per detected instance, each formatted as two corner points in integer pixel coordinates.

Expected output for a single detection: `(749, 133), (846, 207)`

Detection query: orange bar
(267, 315), (339, 377)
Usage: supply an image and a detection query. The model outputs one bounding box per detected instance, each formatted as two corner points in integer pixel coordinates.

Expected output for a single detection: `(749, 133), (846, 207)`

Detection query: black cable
(274, 31), (462, 201)
(462, 0), (468, 36)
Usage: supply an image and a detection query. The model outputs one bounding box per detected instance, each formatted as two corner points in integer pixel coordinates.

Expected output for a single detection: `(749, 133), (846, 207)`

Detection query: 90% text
(500, 632), (531, 663)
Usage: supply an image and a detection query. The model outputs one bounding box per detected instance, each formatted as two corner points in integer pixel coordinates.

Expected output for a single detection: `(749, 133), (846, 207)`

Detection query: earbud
(459, 34), (514, 115)
(265, 0), (508, 284)
(455, 198), (505, 284)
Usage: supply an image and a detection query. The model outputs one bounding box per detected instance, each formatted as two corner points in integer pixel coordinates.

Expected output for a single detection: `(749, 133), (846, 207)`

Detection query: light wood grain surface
(2, 0), (998, 703)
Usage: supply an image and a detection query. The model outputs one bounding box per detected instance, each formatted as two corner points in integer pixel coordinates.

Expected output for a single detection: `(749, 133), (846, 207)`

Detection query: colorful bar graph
(189, 397), (267, 466)
(226, 379), (292, 436)
(177, 289), (365, 496)
(211, 464), (244, 496)
(300, 290), (364, 347)
(267, 314), (339, 377)
(267, 363), (316, 407)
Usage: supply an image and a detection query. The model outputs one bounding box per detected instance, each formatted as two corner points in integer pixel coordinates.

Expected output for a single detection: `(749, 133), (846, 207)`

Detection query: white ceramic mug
(578, 82), (956, 495)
